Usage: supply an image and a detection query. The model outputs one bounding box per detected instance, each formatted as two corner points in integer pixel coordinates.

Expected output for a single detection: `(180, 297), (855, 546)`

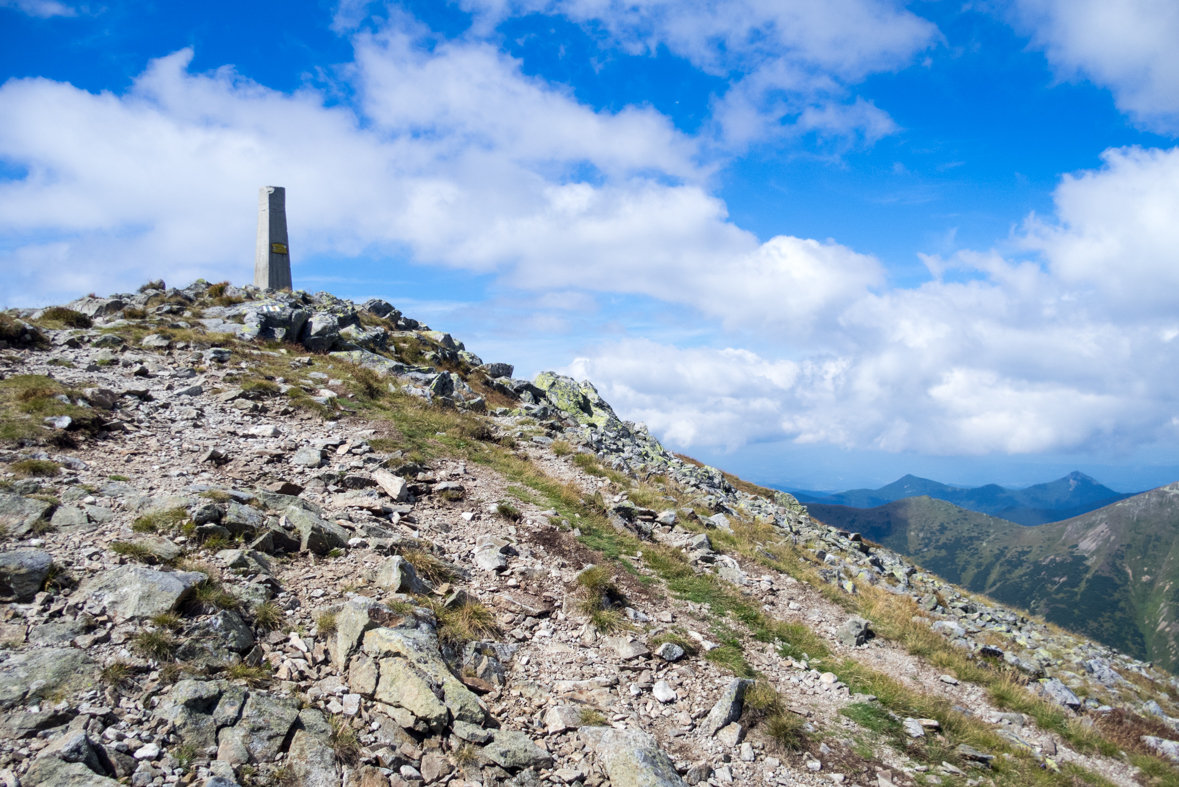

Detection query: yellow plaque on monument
(271, 242), (288, 255)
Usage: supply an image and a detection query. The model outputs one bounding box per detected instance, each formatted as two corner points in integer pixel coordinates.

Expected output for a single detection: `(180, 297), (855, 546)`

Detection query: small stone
(655, 642), (685, 662)
(544, 705), (582, 734)
(902, 718), (925, 738)
(133, 742), (160, 760)
(939, 675), (959, 685)
(739, 742), (755, 762)
(652, 681), (677, 703)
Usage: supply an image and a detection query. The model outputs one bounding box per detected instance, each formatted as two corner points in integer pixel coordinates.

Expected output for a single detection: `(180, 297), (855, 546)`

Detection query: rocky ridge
(0, 281), (1177, 787)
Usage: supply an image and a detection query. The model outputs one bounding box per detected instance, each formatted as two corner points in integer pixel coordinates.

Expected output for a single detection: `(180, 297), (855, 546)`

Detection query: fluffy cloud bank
(565, 146), (1179, 456)
(0, 11), (889, 338)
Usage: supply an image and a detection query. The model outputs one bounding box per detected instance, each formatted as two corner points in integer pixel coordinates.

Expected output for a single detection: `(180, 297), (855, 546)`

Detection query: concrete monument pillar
(254, 186), (292, 290)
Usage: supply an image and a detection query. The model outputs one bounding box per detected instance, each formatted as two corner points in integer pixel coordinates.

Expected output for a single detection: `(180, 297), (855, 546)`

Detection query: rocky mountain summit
(1, 280), (1178, 787)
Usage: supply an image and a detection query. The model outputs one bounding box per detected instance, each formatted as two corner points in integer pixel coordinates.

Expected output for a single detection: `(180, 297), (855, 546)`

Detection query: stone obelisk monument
(254, 186), (292, 290)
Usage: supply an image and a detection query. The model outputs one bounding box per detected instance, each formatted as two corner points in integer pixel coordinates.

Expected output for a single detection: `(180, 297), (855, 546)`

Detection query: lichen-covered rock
(363, 625), (487, 725)
(287, 708), (340, 787)
(533, 372), (621, 429)
(374, 658), (448, 732)
(0, 648), (96, 709)
(0, 495), (56, 537)
(216, 692), (299, 763)
(483, 730), (553, 770)
(75, 566), (205, 620)
(579, 727), (685, 787)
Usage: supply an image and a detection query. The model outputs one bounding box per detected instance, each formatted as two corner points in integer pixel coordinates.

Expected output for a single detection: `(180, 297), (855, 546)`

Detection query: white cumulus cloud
(454, 0), (939, 148)
(560, 145), (1179, 457)
(1004, 0), (1179, 133)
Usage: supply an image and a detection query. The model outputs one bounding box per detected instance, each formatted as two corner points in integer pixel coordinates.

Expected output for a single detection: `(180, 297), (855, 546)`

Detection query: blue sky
(3, 0), (1179, 493)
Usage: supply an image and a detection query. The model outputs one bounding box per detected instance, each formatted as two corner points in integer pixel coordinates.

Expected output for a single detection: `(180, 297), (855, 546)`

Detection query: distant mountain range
(808, 484), (1179, 670)
(788, 471), (1135, 525)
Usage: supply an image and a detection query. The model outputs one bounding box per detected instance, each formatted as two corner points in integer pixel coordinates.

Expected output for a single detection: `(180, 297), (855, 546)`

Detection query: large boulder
(0, 495), (56, 537)
(483, 730), (553, 770)
(154, 680), (227, 750)
(373, 556), (430, 594)
(374, 658), (448, 732)
(0, 648), (96, 709)
(67, 297), (126, 318)
(301, 313), (341, 353)
(363, 625), (486, 725)
(175, 611), (255, 668)
(240, 304), (310, 343)
(217, 692), (299, 764)
(75, 566), (205, 620)
(837, 616), (873, 647)
(1037, 677), (1082, 710)
(532, 372), (620, 428)
(284, 506), (349, 555)
(0, 548), (52, 601)
(287, 709), (340, 787)
(361, 299), (400, 321)
(579, 727), (685, 787)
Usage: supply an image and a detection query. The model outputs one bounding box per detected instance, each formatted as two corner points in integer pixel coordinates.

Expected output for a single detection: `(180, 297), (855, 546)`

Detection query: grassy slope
(811, 486), (1179, 669)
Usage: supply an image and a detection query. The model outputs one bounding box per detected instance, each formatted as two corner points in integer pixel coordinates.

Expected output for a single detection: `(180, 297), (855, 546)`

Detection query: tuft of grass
(840, 702), (901, 736)
(551, 440), (573, 456)
(315, 611), (338, 636)
(100, 660), (134, 688)
(172, 742), (198, 772)
(132, 629), (177, 661)
(132, 507), (188, 534)
(495, 501), (521, 522)
(453, 743), (479, 767)
(9, 459), (60, 478)
(329, 715), (361, 766)
(589, 609), (627, 634)
(401, 547), (456, 585)
(225, 662), (271, 686)
(199, 490), (233, 503)
(578, 707), (609, 726)
(434, 598), (500, 646)
(350, 365), (385, 400)
(576, 565), (627, 631)
(188, 580), (239, 613)
(150, 613), (183, 631)
(40, 306), (92, 329)
(253, 602), (283, 631)
(763, 712), (807, 751)
(439, 488), (465, 502)
(110, 541), (155, 563)
(240, 379), (280, 397)
(108, 474), (131, 482)
(327, 547), (344, 558)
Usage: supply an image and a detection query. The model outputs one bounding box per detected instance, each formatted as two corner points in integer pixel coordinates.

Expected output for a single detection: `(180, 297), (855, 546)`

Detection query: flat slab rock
(75, 566), (206, 620)
(0, 648), (96, 710)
